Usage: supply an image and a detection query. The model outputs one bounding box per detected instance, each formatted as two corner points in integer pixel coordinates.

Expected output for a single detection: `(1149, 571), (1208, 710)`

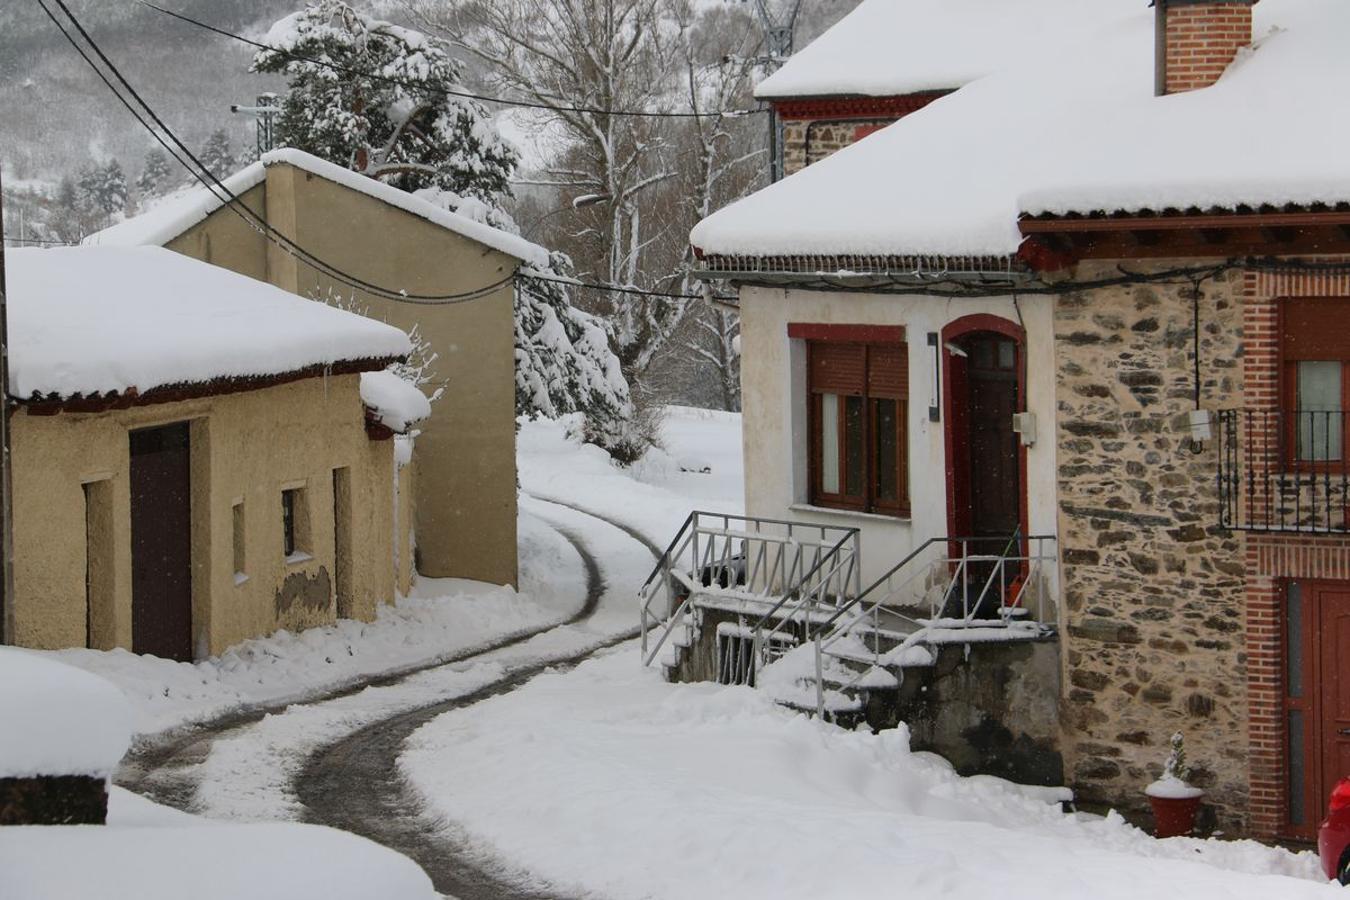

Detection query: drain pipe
(1154, 0), (1168, 96)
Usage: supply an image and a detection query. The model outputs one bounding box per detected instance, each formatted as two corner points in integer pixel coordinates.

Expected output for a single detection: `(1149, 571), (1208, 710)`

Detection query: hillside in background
(1, 0), (861, 189)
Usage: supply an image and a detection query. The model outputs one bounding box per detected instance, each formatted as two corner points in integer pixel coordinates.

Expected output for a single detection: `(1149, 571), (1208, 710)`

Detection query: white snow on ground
(0, 647), (131, 778)
(52, 510), (584, 738)
(360, 369), (432, 433)
(87, 149), (550, 268)
(519, 406), (744, 542)
(754, 0), (1138, 99)
(7, 246), (410, 400)
(401, 650), (1335, 900)
(694, 0), (1350, 259)
(188, 495), (650, 822)
(1, 787), (437, 900)
(178, 410), (741, 822)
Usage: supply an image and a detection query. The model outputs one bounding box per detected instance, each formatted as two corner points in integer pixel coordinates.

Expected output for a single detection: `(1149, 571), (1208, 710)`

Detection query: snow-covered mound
(399, 650), (1330, 900)
(7, 246), (410, 401)
(0, 647), (131, 778)
(0, 787), (437, 900)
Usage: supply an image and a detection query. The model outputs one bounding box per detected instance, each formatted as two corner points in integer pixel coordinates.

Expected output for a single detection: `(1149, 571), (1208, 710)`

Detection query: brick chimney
(1154, 0), (1256, 95)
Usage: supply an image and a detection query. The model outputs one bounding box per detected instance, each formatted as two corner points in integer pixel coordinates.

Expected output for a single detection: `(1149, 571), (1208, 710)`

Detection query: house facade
(5, 246), (418, 660)
(89, 150), (549, 588)
(683, 0), (1348, 841)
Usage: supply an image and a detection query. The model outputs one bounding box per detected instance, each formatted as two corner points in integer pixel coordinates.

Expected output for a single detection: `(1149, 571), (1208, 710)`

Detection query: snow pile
(86, 148), (548, 268)
(1146, 776), (1205, 801)
(695, 0), (1350, 259)
(0, 648), (131, 778)
(360, 370), (432, 433)
(0, 788), (437, 900)
(7, 246), (410, 401)
(400, 651), (1332, 900)
(756, 0), (1138, 99)
(51, 511), (585, 737)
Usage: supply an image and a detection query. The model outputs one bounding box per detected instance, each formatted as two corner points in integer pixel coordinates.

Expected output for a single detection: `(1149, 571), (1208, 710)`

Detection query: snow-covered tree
(251, 0), (517, 201)
(199, 129), (236, 176)
(256, 2), (638, 459)
(135, 148), (174, 198)
(77, 159), (128, 220)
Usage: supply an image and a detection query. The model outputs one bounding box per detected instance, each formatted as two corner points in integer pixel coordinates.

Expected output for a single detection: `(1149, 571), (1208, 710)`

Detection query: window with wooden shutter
(1283, 298), (1350, 464)
(806, 336), (909, 516)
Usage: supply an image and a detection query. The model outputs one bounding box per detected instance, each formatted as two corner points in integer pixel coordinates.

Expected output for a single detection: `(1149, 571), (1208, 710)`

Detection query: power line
(521, 270), (736, 303)
(140, 2), (766, 121)
(39, 0), (742, 311)
(39, 0), (523, 305)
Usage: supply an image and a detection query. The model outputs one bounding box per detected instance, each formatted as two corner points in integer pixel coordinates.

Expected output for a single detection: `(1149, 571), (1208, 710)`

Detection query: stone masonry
(1053, 262), (1248, 829)
(781, 118), (894, 176)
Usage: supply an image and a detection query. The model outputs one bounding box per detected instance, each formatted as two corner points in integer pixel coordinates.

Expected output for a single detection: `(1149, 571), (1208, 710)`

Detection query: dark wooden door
(966, 335), (1020, 538)
(130, 423), (193, 661)
(1319, 584), (1350, 812)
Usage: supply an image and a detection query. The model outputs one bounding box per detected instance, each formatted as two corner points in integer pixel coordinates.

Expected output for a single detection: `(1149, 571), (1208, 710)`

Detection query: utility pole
(231, 92), (282, 157)
(0, 166), (13, 645)
(753, 0), (803, 182)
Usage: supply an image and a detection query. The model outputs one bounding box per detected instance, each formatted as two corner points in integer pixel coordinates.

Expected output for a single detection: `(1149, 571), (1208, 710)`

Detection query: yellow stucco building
(5, 246), (422, 660)
(89, 150), (548, 588)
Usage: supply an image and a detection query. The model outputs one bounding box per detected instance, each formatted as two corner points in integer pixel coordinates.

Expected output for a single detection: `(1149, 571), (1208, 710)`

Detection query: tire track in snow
(117, 499), (654, 814)
(295, 499), (659, 900)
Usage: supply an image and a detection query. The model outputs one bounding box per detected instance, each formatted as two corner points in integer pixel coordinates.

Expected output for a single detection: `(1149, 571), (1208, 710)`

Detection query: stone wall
(781, 118), (894, 176)
(1053, 263), (1248, 829)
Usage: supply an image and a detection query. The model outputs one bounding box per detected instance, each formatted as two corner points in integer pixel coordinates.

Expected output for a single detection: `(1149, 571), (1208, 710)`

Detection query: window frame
(799, 328), (909, 518)
(1281, 297), (1350, 469)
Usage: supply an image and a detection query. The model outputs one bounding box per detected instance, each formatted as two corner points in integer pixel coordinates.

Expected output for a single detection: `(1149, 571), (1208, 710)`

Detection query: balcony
(1217, 409), (1350, 533)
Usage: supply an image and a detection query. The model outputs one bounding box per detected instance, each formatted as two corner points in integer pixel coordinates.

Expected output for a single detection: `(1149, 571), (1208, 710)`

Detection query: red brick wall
(1243, 265), (1350, 838)
(1164, 3), (1253, 94)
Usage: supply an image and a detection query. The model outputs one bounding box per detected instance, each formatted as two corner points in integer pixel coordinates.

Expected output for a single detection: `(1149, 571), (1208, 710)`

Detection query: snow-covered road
(117, 493), (663, 899)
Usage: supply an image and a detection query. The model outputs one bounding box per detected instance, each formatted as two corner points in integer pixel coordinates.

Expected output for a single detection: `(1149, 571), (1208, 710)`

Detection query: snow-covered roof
(87, 149), (549, 268)
(696, 0), (1350, 261)
(754, 0), (1140, 100)
(360, 370), (432, 434)
(7, 246), (411, 402)
(0, 647), (131, 778)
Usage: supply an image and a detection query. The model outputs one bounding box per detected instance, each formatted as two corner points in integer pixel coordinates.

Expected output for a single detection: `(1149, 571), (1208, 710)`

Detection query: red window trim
(788, 323), (905, 344)
(1279, 297), (1350, 471)
(805, 338), (910, 517)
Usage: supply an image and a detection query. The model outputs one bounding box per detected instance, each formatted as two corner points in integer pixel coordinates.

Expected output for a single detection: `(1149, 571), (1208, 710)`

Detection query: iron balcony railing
(1217, 408), (1350, 533)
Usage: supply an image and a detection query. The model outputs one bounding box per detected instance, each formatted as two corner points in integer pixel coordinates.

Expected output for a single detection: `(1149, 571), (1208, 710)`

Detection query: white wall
(739, 285), (1060, 596)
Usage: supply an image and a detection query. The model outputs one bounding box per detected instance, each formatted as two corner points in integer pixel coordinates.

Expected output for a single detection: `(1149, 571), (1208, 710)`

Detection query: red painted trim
(787, 323), (905, 343)
(772, 92), (949, 122)
(940, 315), (1029, 553)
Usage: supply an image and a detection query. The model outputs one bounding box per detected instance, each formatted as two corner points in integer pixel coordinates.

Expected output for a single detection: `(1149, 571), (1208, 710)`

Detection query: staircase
(639, 515), (1057, 723)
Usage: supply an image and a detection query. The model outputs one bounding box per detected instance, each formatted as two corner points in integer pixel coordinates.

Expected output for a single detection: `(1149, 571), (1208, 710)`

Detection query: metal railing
(638, 511), (861, 674)
(1217, 409), (1350, 533)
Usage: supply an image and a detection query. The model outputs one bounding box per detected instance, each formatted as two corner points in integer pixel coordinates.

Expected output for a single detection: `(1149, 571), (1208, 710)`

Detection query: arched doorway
(942, 315), (1027, 608)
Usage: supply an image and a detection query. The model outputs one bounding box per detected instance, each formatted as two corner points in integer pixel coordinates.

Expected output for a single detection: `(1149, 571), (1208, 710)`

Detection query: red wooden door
(967, 337), (1020, 538)
(130, 422), (193, 661)
(1319, 584), (1350, 810)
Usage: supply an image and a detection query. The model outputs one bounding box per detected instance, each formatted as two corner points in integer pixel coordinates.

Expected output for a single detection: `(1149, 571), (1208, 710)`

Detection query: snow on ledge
(86, 148), (549, 269)
(361, 371), (432, 434)
(0, 647), (132, 778)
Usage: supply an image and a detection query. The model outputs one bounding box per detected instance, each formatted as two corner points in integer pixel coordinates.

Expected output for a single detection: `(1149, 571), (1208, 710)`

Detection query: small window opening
(232, 500), (247, 583)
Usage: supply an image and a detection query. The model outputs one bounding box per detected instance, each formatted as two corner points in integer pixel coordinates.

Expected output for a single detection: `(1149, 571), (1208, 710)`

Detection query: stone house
(757, 0), (1139, 178)
(89, 149), (550, 588)
(674, 0), (1350, 843)
(4, 245), (423, 660)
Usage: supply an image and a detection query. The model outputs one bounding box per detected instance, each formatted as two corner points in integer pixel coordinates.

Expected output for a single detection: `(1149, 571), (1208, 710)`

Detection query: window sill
(234, 572), (249, 587)
(789, 503), (911, 524)
(285, 551), (314, 566)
